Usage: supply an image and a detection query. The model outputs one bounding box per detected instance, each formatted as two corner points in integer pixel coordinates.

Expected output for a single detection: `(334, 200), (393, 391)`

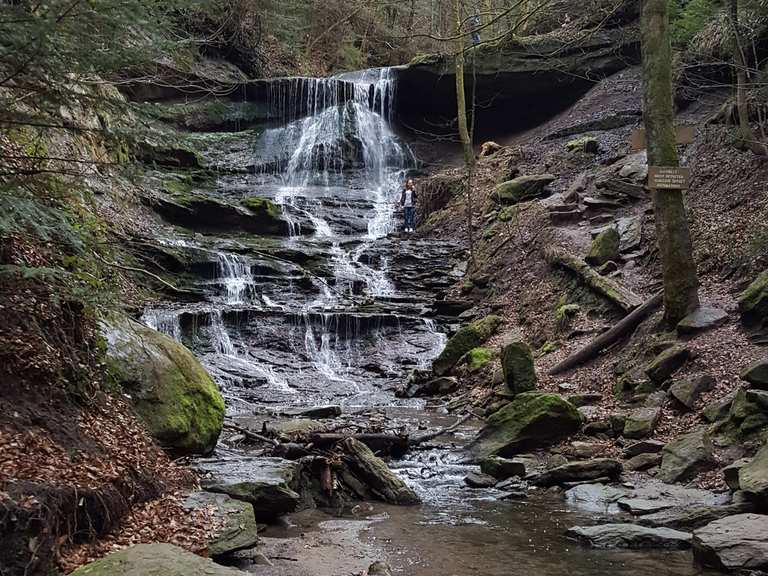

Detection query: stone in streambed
(467, 393), (582, 459)
(501, 339), (536, 395)
(660, 429), (716, 484)
(367, 561), (394, 576)
(669, 375), (715, 410)
(692, 514), (768, 571)
(638, 502), (755, 530)
(195, 456), (305, 520)
(70, 543), (248, 576)
(102, 315), (224, 456)
(432, 315), (501, 376)
(183, 492), (258, 558)
(464, 472), (498, 488)
(566, 524), (692, 549)
(398, 375), (459, 398)
(480, 456), (527, 479)
(528, 459), (622, 487)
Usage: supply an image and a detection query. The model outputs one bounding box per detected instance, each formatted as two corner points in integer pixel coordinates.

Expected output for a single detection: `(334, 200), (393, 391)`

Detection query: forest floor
(414, 64), (768, 489)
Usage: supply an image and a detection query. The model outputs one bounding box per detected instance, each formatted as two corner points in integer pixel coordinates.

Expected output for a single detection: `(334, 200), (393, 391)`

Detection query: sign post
(631, 126), (695, 152)
(648, 166), (691, 190)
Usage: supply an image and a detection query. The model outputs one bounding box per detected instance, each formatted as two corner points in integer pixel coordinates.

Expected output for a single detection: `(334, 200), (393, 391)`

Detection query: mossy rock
(70, 543), (247, 576)
(242, 196), (280, 219)
(501, 339), (536, 395)
(461, 347), (494, 372)
(566, 136), (600, 154)
(136, 140), (204, 169)
(738, 269), (768, 327)
(586, 227), (620, 266)
(103, 315), (224, 456)
(494, 174), (556, 205)
(468, 392), (581, 458)
(433, 315), (502, 376)
(555, 303), (580, 329)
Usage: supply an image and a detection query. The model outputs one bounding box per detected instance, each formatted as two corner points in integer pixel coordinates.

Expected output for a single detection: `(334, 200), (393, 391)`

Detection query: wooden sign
(648, 166), (691, 190)
(630, 126), (695, 151)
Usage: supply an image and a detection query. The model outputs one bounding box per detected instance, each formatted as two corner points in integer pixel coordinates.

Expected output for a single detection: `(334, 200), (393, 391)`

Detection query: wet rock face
(693, 514), (768, 571)
(468, 393), (582, 459)
(102, 315), (224, 456)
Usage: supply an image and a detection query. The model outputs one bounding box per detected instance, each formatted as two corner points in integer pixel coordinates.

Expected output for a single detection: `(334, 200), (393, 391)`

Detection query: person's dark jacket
(399, 187), (417, 206)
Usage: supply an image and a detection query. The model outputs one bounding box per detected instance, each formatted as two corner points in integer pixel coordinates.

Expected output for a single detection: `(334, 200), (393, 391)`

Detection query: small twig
(223, 420), (280, 447)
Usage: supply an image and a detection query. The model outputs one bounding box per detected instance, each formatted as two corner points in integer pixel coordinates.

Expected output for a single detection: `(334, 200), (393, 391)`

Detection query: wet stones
(479, 456), (527, 480)
(467, 393), (582, 459)
(637, 502), (755, 530)
(528, 458), (622, 487)
(397, 375), (459, 398)
(566, 524), (692, 550)
(501, 339), (536, 396)
(659, 429), (716, 484)
(464, 472), (498, 488)
(692, 514), (768, 571)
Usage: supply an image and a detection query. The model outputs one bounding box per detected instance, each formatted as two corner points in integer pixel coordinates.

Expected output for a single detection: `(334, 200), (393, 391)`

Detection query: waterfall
(142, 308), (182, 342)
(210, 309), (235, 357)
(216, 252), (254, 305)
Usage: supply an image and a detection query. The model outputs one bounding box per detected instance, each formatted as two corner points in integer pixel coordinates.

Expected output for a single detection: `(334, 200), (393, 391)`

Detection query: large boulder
(467, 392), (581, 459)
(738, 269), (768, 327)
(501, 339), (536, 395)
(669, 375), (715, 410)
(194, 457), (307, 520)
(432, 315), (501, 376)
(645, 345), (690, 385)
(103, 316), (224, 456)
(692, 514), (768, 571)
(183, 492), (258, 558)
(728, 388), (768, 436)
(739, 442), (768, 503)
(623, 407), (660, 439)
(566, 524), (692, 549)
(494, 174), (556, 204)
(70, 543), (248, 576)
(660, 429), (716, 484)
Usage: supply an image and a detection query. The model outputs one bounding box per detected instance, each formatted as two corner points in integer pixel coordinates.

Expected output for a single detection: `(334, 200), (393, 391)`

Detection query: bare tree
(641, 0), (700, 325)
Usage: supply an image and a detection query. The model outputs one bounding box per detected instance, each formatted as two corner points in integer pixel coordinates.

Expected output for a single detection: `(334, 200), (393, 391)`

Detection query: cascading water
(216, 252), (254, 305)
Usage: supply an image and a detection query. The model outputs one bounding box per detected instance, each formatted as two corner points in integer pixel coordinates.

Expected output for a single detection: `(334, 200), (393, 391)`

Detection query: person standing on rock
(400, 179), (417, 233)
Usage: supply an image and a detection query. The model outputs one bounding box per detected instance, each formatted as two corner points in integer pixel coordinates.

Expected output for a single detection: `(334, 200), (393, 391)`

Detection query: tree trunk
(729, 0), (768, 155)
(454, 0), (476, 263)
(641, 0), (700, 326)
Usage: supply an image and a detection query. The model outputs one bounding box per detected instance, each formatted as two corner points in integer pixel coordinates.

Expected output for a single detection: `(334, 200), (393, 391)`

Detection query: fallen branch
(93, 251), (192, 295)
(544, 247), (643, 312)
(308, 433), (410, 458)
(410, 413), (473, 445)
(223, 421), (279, 447)
(548, 291), (663, 375)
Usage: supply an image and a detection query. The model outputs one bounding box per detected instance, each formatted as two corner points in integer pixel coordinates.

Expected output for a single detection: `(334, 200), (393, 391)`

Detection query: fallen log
(544, 247), (643, 312)
(409, 413), (474, 445)
(340, 438), (421, 505)
(548, 291), (663, 374)
(308, 433), (410, 458)
(223, 421), (279, 447)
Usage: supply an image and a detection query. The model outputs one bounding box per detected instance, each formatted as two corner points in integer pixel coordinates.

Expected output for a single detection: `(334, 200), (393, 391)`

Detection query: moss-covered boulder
(738, 442), (768, 503)
(468, 392), (582, 459)
(461, 347), (493, 372)
(623, 407), (660, 439)
(586, 227), (620, 266)
(242, 196), (280, 220)
(494, 174), (556, 204)
(567, 136), (600, 154)
(70, 543), (247, 576)
(738, 269), (768, 327)
(183, 492), (258, 558)
(103, 315), (224, 456)
(433, 315), (501, 376)
(742, 359), (768, 390)
(501, 339), (536, 395)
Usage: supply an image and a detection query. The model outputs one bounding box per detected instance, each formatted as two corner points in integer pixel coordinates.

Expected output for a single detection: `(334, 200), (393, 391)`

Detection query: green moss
(586, 227), (620, 266)
(242, 196), (280, 218)
(502, 339), (537, 394)
(462, 347), (493, 372)
(104, 316), (224, 455)
(738, 269), (768, 326)
(537, 341), (559, 356)
(555, 303), (580, 329)
(408, 53), (443, 66)
(494, 174), (556, 205)
(497, 206), (518, 222)
(468, 392), (582, 458)
(433, 315), (502, 376)
(566, 136), (599, 153)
